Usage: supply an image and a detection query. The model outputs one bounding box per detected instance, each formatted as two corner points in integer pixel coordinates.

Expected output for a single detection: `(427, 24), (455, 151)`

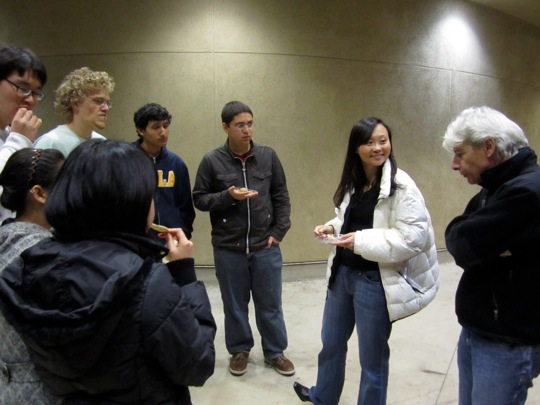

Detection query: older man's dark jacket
(446, 147), (540, 345)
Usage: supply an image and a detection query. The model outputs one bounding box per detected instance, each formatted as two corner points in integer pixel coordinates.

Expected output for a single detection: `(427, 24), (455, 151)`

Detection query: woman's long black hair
(333, 117), (398, 207)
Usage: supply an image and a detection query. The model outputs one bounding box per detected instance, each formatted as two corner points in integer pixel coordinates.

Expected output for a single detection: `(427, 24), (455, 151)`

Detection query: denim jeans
(310, 265), (392, 405)
(213, 245), (288, 359)
(458, 328), (540, 405)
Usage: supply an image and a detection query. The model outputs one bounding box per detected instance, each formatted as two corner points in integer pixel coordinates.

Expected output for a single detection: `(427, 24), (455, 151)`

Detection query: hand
(331, 232), (355, 250)
(229, 185), (259, 201)
(163, 228), (193, 261)
(314, 224), (333, 236)
(500, 250), (512, 257)
(267, 235), (280, 248)
(10, 108), (42, 142)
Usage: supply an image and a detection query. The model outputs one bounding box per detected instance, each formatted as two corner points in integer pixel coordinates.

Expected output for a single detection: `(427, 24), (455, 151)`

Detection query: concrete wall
(1, 0), (539, 265)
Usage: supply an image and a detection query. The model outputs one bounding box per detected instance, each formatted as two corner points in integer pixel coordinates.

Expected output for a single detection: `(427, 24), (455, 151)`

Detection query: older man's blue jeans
(458, 327), (540, 405)
(213, 245), (288, 359)
(309, 265), (392, 405)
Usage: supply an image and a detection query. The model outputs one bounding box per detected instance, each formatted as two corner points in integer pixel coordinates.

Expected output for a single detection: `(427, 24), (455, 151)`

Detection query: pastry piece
(150, 223), (169, 233)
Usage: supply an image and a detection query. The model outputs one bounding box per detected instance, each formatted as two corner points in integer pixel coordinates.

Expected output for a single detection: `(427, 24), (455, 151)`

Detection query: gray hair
(443, 106), (528, 161)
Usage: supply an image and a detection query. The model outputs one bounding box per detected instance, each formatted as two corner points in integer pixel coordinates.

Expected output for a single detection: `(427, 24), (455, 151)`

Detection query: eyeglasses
(234, 121), (254, 130)
(4, 79), (45, 101)
(89, 97), (112, 109)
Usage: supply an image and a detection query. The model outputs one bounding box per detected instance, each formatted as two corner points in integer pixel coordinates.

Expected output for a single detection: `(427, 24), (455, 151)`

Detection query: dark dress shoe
(293, 381), (312, 402)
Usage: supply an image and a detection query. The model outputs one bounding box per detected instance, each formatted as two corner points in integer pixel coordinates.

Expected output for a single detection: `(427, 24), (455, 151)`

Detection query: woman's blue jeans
(310, 265), (392, 405)
(458, 327), (540, 405)
(213, 245), (288, 359)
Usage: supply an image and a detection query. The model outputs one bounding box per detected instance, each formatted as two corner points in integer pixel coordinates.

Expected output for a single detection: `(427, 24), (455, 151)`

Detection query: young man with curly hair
(35, 67), (115, 156)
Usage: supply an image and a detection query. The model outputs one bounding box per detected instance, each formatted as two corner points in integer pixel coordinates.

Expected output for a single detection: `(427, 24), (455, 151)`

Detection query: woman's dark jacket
(0, 233), (216, 404)
(445, 147), (540, 345)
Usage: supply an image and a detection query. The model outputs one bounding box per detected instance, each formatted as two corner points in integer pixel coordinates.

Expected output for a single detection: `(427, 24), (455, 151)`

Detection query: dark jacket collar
(224, 139), (255, 158)
(53, 231), (168, 260)
(480, 147), (537, 190)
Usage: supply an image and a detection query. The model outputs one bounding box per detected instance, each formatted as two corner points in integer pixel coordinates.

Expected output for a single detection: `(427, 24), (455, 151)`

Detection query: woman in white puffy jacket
(293, 117), (439, 405)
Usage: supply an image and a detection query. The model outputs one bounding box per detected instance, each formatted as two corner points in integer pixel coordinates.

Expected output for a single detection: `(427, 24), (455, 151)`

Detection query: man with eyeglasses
(193, 100), (294, 377)
(35, 67), (114, 157)
(0, 45), (47, 223)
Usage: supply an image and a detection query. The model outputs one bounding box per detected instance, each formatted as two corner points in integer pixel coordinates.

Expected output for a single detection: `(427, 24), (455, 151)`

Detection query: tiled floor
(190, 251), (540, 404)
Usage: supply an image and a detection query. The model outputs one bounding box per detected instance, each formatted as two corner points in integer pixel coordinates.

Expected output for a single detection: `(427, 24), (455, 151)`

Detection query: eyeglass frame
(88, 96), (112, 109)
(233, 121), (254, 130)
(4, 78), (45, 101)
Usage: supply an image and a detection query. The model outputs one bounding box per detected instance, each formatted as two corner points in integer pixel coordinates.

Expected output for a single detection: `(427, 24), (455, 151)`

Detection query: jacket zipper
(481, 189), (498, 320)
(492, 294), (499, 320)
(234, 155), (252, 254)
(151, 155), (161, 225)
(242, 162), (251, 254)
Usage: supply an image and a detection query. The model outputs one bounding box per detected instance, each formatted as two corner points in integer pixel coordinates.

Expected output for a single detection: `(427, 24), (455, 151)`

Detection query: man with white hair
(443, 106), (540, 405)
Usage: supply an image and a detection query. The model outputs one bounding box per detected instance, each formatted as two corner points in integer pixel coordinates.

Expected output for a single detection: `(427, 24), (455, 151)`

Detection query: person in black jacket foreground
(443, 106), (540, 405)
(0, 139), (216, 405)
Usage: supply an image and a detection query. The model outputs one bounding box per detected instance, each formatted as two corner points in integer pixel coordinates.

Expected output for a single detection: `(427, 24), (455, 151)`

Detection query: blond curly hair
(54, 67), (115, 122)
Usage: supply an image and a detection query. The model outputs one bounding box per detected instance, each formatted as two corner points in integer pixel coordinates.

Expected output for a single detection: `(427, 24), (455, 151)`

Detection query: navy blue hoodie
(134, 141), (195, 241)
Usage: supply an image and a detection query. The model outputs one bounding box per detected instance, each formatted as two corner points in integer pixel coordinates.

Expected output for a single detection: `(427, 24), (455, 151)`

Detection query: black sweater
(446, 147), (540, 345)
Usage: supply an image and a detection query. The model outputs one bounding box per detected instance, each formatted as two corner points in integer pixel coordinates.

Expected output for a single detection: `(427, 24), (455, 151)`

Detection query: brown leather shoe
(265, 354), (295, 376)
(229, 351), (249, 376)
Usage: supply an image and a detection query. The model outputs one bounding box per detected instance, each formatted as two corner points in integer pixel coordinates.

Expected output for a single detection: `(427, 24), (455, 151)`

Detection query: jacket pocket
(397, 262), (428, 294)
(250, 170), (272, 189)
(400, 272), (426, 293)
(217, 173), (240, 188)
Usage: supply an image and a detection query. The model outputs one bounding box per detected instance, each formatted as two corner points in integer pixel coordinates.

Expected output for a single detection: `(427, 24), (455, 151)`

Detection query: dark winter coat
(446, 147), (540, 345)
(0, 233), (216, 404)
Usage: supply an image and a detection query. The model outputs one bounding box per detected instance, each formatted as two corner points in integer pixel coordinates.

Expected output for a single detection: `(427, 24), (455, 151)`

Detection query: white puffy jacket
(325, 160), (439, 321)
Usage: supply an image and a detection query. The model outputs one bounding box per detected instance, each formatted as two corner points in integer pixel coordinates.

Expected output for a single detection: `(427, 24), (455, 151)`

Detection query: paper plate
(315, 234), (343, 244)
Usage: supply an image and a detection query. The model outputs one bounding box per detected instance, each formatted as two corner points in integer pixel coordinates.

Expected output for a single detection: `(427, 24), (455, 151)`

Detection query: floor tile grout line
(435, 341), (459, 404)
